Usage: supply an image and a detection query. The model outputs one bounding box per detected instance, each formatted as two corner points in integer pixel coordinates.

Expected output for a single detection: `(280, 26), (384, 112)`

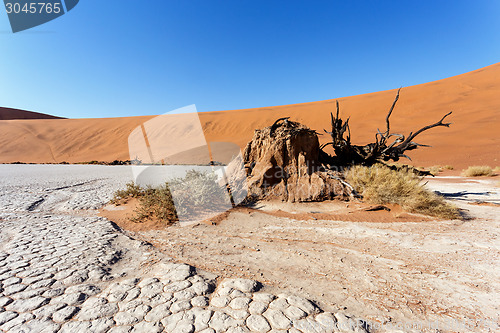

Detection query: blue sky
(1, 0), (500, 118)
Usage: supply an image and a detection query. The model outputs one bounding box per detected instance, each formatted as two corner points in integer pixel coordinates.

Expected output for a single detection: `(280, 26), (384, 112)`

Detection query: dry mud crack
(0, 165), (370, 333)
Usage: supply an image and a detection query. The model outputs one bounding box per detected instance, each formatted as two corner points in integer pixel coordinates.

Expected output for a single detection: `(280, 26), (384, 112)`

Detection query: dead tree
(321, 88), (452, 166)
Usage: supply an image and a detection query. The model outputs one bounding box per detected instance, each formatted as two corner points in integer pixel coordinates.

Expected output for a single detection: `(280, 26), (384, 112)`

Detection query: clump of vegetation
(132, 184), (178, 224)
(428, 165), (443, 175)
(462, 166), (493, 177)
(77, 160), (133, 165)
(168, 170), (231, 216)
(110, 182), (143, 205)
(494, 166), (500, 173)
(345, 164), (460, 219)
(111, 170), (230, 224)
(111, 181), (178, 224)
(426, 164), (454, 175)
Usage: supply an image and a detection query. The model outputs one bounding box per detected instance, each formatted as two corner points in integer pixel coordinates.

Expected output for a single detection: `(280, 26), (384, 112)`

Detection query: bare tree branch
(394, 111), (452, 152)
(321, 88), (452, 165)
(384, 87), (401, 136)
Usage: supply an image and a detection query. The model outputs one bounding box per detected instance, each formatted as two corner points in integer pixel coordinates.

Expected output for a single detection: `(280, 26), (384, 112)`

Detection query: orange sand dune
(1, 63), (499, 169)
(0, 107), (64, 120)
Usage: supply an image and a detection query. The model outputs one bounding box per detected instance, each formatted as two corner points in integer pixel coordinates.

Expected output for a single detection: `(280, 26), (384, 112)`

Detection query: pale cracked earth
(0, 165), (368, 333)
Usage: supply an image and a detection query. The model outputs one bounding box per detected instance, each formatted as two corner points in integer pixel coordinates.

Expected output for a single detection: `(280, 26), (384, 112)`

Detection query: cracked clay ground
(0, 165), (371, 333)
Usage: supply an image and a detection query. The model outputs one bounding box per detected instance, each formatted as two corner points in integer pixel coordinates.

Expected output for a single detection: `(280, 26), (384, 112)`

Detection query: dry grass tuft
(132, 184), (178, 224)
(427, 165), (454, 175)
(110, 182), (143, 205)
(345, 164), (460, 219)
(429, 165), (443, 175)
(111, 170), (230, 225)
(111, 182), (178, 224)
(167, 170), (231, 216)
(494, 166), (500, 173)
(462, 166), (493, 177)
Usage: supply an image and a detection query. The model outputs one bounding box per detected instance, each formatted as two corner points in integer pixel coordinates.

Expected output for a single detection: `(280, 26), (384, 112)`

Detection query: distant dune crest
(0, 62), (499, 168)
(0, 107), (65, 120)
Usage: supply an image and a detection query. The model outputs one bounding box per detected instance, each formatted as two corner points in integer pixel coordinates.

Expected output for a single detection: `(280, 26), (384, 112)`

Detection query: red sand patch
(100, 199), (431, 233)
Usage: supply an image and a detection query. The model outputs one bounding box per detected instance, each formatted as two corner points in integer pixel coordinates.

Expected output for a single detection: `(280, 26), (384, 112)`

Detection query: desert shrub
(494, 166), (500, 173)
(111, 182), (143, 204)
(428, 165), (454, 175)
(111, 170), (229, 224)
(168, 170), (230, 216)
(462, 166), (493, 177)
(111, 181), (177, 224)
(132, 184), (178, 224)
(429, 165), (443, 175)
(345, 164), (460, 219)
